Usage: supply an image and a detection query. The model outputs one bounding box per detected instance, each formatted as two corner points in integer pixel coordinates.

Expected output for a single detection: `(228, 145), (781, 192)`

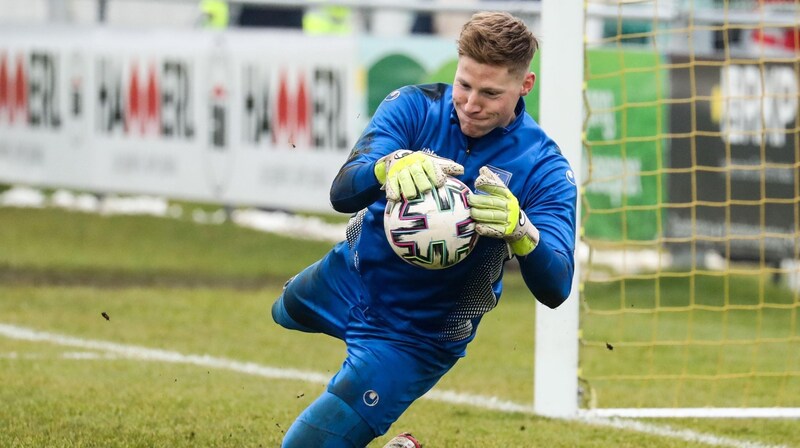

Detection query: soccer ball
(383, 176), (478, 269)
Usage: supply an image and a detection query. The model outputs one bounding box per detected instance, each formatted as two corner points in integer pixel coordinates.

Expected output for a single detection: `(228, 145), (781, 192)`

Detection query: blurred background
(1, 1), (799, 446)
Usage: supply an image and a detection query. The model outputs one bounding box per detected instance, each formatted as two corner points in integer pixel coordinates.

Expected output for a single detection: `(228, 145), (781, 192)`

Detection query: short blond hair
(457, 12), (538, 76)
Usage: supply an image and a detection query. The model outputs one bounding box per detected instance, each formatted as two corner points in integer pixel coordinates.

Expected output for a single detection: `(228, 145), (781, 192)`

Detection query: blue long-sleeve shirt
(329, 83), (576, 348)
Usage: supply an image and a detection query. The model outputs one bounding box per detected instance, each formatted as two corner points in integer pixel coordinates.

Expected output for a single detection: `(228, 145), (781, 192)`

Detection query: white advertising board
(0, 27), (362, 212)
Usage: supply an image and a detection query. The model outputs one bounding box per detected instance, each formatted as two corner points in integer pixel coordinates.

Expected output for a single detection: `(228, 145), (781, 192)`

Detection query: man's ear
(521, 72), (536, 96)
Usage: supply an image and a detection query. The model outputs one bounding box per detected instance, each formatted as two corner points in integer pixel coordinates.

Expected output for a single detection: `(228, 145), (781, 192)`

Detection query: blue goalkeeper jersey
(329, 83), (576, 352)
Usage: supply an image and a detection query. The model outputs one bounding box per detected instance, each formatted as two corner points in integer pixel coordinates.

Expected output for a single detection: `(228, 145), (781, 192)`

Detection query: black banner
(668, 55), (799, 262)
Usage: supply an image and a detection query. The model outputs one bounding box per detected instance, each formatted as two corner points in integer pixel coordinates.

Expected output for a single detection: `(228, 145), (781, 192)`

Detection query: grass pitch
(1, 205), (798, 447)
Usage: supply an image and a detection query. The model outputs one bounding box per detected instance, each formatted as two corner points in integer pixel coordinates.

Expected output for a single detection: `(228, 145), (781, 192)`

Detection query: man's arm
(330, 86), (461, 213)
(468, 165), (576, 308)
(329, 149), (465, 213)
(517, 240), (574, 308)
(329, 87), (421, 213)
(329, 157), (384, 214)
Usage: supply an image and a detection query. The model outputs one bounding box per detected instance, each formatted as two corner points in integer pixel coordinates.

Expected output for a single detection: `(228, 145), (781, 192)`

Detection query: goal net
(579, 0), (800, 418)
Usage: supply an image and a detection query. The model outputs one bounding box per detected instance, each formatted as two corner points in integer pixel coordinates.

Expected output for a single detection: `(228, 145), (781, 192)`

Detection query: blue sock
(282, 391), (375, 448)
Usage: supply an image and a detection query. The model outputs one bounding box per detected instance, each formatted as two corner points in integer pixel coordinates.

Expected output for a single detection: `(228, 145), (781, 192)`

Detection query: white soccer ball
(383, 176), (478, 269)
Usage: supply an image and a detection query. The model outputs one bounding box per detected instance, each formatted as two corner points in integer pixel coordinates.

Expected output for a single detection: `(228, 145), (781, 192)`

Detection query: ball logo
(383, 177), (478, 270)
(385, 90), (401, 102)
(363, 390), (380, 407)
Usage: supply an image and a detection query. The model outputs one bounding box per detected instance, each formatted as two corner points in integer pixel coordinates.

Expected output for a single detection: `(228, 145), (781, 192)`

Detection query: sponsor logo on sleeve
(566, 169), (576, 185)
(384, 90), (400, 102)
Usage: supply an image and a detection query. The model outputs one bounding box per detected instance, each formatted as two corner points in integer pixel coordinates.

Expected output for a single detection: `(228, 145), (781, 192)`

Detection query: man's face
(452, 56), (535, 138)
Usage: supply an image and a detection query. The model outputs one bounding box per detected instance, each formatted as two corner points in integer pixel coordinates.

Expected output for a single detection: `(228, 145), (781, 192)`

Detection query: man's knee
(271, 294), (316, 333)
(282, 391), (375, 448)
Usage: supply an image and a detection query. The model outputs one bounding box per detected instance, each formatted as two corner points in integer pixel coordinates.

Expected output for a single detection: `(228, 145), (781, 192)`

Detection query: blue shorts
(274, 242), (460, 436)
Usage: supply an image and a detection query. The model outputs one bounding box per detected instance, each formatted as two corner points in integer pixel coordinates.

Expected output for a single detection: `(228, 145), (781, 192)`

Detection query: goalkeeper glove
(374, 150), (464, 201)
(467, 166), (540, 257)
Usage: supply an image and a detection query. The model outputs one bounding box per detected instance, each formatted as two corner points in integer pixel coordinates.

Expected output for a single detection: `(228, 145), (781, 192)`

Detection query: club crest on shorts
(363, 390), (380, 406)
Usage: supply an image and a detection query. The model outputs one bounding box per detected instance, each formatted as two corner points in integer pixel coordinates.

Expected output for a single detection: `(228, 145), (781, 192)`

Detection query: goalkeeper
(271, 11), (576, 448)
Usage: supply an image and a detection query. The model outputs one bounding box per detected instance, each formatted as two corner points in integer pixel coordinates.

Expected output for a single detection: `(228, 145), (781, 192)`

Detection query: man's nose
(464, 93), (481, 113)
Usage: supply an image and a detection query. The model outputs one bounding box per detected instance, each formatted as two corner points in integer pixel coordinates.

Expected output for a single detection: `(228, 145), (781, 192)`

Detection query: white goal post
(534, 0), (582, 418)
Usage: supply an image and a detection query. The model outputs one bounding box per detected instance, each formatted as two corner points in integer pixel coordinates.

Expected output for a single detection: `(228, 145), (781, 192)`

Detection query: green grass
(0, 206), (334, 282)
(581, 274), (800, 409)
(0, 284), (764, 448)
(1, 206), (799, 447)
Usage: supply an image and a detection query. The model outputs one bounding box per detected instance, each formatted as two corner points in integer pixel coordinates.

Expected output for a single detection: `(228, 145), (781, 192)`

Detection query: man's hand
(467, 166), (540, 256)
(374, 150), (464, 201)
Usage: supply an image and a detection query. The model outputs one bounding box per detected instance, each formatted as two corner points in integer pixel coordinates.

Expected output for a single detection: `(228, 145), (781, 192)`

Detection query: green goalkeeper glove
(467, 166), (540, 257)
(374, 150), (464, 201)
